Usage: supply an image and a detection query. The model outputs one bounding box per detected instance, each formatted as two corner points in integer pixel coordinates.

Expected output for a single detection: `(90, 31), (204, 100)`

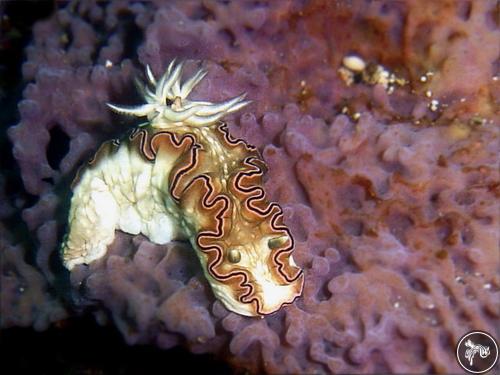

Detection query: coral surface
(2, 0), (499, 373)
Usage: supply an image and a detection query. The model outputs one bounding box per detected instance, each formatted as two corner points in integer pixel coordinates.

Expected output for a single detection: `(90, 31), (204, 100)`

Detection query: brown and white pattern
(60, 61), (304, 316)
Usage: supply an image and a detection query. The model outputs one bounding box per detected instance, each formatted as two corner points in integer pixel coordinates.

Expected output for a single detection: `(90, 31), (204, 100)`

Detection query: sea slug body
(60, 60), (304, 316)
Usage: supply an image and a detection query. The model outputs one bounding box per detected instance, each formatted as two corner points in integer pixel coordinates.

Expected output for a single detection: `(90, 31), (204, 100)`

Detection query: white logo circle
(456, 331), (499, 374)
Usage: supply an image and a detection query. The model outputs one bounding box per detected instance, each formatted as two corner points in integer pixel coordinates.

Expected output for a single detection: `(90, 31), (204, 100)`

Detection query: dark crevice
(63, 26), (74, 49)
(218, 27), (237, 48)
(47, 125), (71, 171)
(42, 177), (55, 185)
(116, 9), (143, 61)
(456, 1), (472, 21)
(191, 4), (215, 21)
(316, 280), (333, 302)
(88, 21), (108, 63)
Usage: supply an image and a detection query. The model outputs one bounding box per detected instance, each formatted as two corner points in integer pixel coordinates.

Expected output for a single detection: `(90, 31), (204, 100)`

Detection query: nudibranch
(60, 60), (304, 316)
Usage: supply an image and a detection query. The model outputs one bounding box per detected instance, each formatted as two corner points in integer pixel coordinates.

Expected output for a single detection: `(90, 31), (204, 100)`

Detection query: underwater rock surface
(2, 1), (499, 373)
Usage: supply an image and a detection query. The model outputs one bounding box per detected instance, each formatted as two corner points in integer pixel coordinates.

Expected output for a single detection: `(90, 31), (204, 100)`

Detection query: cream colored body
(61, 61), (304, 316)
(62, 142), (183, 270)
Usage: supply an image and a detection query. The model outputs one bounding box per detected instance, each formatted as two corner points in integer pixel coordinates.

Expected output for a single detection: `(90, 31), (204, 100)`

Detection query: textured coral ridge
(3, 0), (499, 374)
(61, 62), (303, 316)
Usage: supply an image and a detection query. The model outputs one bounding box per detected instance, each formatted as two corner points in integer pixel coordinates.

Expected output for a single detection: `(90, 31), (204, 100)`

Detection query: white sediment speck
(429, 99), (439, 111)
(342, 55), (366, 72)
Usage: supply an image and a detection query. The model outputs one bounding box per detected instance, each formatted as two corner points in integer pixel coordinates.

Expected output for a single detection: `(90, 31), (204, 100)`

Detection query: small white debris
(394, 301), (401, 308)
(338, 55), (406, 94)
(429, 99), (439, 112)
(483, 283), (492, 290)
(338, 67), (354, 86)
(380, 70), (389, 80)
(425, 90), (433, 98)
(421, 71), (434, 82)
(342, 55), (366, 72)
(105, 60), (113, 68)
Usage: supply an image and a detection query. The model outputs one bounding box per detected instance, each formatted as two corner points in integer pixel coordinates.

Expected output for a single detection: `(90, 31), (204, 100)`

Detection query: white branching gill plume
(107, 60), (251, 127)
